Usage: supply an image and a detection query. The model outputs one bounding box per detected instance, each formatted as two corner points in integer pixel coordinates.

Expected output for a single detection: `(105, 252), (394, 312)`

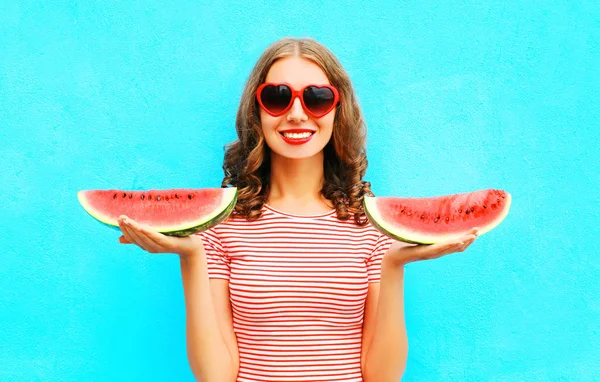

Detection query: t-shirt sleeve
(195, 228), (230, 280)
(366, 233), (394, 283)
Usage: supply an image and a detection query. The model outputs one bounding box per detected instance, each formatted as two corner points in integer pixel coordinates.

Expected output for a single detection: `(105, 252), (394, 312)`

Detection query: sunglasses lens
(260, 85), (292, 114)
(304, 86), (336, 116)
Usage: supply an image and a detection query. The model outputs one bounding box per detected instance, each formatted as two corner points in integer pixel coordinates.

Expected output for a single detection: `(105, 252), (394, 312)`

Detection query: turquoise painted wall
(1, 1), (598, 381)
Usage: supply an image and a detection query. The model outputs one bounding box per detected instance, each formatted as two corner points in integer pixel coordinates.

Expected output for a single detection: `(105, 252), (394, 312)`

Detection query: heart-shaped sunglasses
(256, 82), (340, 118)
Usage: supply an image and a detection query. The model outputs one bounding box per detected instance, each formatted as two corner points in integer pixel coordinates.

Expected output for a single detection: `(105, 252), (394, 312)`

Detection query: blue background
(1, 1), (598, 381)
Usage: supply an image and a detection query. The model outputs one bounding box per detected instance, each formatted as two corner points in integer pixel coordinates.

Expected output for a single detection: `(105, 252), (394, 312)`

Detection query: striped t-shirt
(197, 204), (394, 382)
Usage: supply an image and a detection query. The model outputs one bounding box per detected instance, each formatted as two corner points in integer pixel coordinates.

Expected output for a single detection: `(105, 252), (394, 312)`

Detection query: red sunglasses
(256, 82), (340, 118)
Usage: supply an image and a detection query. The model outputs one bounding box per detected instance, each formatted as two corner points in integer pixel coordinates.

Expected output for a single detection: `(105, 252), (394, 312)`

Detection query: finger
(467, 227), (480, 239)
(119, 220), (146, 249)
(441, 242), (466, 256)
(118, 235), (132, 244)
(433, 239), (471, 255)
(129, 226), (162, 253)
(134, 227), (166, 253)
(462, 237), (477, 251)
(423, 234), (477, 258)
(119, 218), (155, 252)
(134, 222), (171, 248)
(118, 219), (137, 246)
(461, 228), (478, 239)
(123, 218), (168, 253)
(457, 237), (477, 252)
(456, 234), (477, 246)
(414, 241), (460, 260)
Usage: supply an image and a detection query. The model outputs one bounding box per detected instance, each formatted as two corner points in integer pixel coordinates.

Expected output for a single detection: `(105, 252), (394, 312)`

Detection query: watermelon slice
(364, 189), (511, 244)
(77, 187), (237, 236)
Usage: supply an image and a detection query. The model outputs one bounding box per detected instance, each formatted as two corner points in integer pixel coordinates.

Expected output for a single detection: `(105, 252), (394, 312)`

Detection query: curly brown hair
(221, 37), (373, 225)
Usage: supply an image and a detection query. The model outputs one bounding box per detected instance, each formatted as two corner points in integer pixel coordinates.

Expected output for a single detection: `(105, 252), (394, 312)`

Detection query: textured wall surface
(1, 1), (598, 381)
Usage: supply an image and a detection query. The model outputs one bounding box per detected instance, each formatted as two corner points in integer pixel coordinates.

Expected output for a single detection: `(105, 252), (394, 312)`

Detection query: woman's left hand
(385, 227), (480, 266)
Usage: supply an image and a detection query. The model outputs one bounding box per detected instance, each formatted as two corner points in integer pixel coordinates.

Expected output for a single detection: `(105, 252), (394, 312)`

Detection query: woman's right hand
(117, 215), (204, 257)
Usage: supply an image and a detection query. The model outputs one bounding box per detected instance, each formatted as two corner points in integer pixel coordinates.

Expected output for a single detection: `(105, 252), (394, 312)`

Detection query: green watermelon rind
(163, 189), (238, 236)
(364, 196), (429, 244)
(363, 192), (512, 245)
(77, 187), (238, 237)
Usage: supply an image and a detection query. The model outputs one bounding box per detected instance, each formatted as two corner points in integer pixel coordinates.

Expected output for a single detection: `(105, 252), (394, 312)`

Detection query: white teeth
(283, 132), (312, 139)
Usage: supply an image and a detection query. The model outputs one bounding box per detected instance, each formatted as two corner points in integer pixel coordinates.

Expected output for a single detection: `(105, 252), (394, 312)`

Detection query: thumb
(119, 235), (132, 244)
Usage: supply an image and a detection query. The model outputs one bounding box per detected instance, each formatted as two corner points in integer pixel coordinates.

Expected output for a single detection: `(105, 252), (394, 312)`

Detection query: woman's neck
(267, 151), (333, 214)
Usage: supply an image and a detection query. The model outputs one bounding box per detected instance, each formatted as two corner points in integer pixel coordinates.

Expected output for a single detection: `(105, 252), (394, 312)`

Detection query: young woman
(117, 37), (479, 382)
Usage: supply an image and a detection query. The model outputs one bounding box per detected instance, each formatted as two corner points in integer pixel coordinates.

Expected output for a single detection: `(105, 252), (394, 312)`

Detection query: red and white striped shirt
(197, 204), (393, 382)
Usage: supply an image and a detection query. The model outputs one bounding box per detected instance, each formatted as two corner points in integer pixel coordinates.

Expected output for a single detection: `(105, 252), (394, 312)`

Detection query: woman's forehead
(265, 56), (330, 87)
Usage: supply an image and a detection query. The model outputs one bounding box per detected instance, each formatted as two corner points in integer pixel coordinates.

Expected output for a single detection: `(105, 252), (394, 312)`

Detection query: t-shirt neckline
(264, 203), (337, 219)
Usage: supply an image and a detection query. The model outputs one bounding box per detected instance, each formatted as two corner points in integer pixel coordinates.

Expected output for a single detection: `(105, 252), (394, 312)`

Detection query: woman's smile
(279, 129), (316, 145)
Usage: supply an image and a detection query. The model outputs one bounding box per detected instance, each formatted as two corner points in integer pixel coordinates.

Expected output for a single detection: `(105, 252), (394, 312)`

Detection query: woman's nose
(287, 97), (308, 122)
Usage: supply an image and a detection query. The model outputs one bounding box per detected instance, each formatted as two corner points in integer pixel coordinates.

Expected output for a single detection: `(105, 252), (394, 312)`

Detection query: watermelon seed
(400, 209), (405, 213)
(434, 216), (440, 223)
(157, 196), (161, 201)
(165, 196), (169, 201)
(141, 195), (145, 200)
(421, 215), (425, 219)
(446, 217), (450, 222)
(113, 193), (117, 199)
(483, 205), (487, 208)
(122, 193), (127, 198)
(188, 194), (193, 199)
(407, 211), (412, 216)
(175, 194), (179, 199)
(466, 209), (470, 215)
(459, 209), (463, 213)
(148, 195), (152, 200)
(128, 193), (132, 199)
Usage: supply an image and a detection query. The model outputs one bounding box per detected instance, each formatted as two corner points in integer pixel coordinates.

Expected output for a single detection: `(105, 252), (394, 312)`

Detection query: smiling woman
(223, 39), (372, 223)
(116, 37), (479, 382)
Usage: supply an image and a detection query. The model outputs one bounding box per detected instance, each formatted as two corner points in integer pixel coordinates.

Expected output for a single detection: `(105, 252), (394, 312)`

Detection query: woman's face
(259, 57), (336, 160)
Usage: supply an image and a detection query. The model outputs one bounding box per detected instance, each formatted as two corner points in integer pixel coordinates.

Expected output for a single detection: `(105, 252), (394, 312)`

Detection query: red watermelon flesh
(364, 189), (511, 244)
(77, 188), (237, 236)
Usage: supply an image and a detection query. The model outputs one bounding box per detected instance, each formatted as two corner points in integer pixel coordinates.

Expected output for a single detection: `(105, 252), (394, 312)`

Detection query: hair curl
(221, 37), (373, 225)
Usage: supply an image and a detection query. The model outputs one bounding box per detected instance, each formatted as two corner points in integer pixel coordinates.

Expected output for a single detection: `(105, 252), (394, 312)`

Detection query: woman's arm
(361, 256), (408, 382)
(361, 228), (479, 381)
(117, 216), (239, 381)
(180, 254), (239, 382)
